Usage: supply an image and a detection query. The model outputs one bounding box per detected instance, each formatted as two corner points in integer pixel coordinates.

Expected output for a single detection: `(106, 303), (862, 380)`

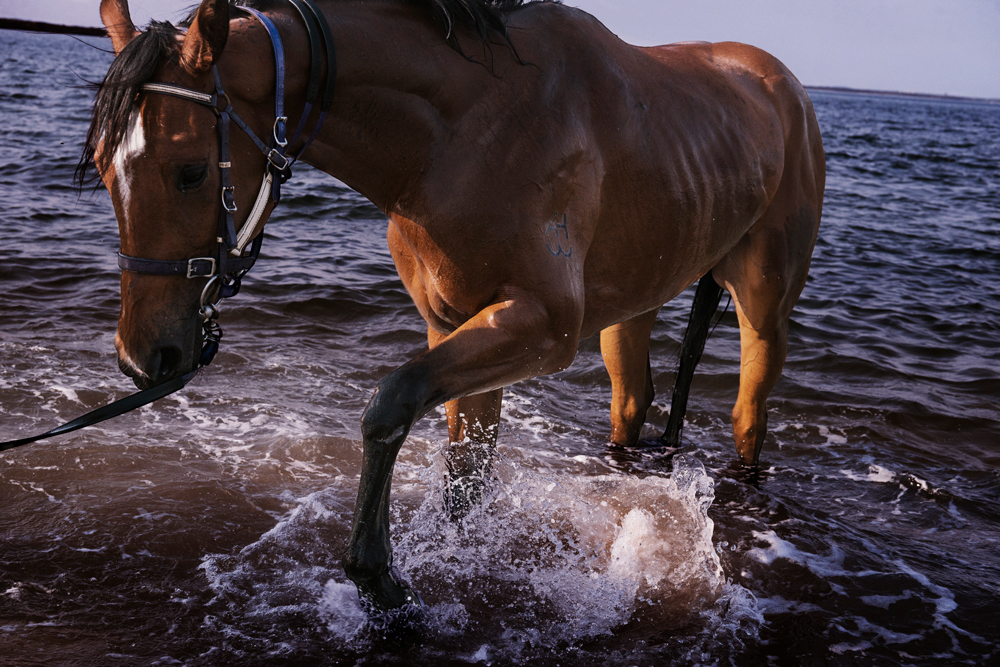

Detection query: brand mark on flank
(545, 213), (573, 258)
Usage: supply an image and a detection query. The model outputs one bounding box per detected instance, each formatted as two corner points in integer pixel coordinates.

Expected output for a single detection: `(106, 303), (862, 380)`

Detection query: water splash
(195, 449), (759, 662)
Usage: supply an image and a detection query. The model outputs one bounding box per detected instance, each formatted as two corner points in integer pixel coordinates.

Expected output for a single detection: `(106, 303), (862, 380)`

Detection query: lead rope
(0, 371), (200, 452)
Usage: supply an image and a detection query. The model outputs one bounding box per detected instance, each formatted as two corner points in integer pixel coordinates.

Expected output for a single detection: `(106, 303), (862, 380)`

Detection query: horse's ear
(101, 0), (138, 54)
(180, 0), (230, 75)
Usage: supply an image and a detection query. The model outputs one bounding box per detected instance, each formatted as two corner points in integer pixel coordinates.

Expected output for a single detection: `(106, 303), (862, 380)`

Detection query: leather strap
(244, 7), (287, 149)
(117, 251), (258, 277)
(301, 0), (337, 114)
(0, 370), (199, 452)
(291, 0), (336, 161)
(287, 0), (322, 106)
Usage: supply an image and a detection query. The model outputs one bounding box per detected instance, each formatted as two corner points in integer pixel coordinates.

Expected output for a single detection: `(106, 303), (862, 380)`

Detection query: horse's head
(85, 0), (269, 389)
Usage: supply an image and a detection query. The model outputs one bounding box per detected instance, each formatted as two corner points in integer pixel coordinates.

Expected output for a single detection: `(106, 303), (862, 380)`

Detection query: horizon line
(2, 17), (998, 103)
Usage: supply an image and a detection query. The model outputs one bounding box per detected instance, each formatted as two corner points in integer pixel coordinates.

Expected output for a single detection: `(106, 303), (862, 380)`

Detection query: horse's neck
(291, 3), (501, 214)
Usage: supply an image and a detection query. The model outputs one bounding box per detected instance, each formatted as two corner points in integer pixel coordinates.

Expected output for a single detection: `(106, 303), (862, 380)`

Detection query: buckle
(273, 116), (288, 147)
(267, 148), (291, 172)
(221, 186), (237, 212)
(187, 257), (217, 278)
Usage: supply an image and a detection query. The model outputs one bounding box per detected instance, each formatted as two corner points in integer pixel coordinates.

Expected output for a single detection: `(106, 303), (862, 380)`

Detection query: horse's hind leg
(713, 200), (821, 465)
(432, 324), (503, 518)
(712, 86), (824, 465)
(600, 309), (659, 446)
(661, 274), (724, 447)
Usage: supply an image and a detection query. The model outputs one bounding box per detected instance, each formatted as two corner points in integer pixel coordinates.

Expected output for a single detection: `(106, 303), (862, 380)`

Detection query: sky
(2, 0), (998, 98)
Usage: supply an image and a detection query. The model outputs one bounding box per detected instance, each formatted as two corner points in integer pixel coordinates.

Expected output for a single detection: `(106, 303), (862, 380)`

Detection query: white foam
(818, 425), (848, 445)
(840, 464), (896, 484)
(860, 591), (914, 610)
(748, 530), (863, 580)
(892, 558), (986, 644)
(316, 580), (367, 641)
(49, 385), (82, 405)
(834, 615), (924, 647)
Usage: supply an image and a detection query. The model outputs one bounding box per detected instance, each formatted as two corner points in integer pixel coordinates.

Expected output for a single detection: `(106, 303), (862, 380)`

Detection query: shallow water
(1, 28), (999, 666)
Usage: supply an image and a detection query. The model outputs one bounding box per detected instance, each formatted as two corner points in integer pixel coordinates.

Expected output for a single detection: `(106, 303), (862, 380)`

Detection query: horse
(85, 0), (824, 612)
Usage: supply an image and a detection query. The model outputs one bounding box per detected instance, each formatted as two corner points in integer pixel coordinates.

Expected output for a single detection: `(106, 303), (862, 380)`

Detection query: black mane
(421, 0), (535, 55)
(76, 20), (180, 186)
(76, 0), (547, 187)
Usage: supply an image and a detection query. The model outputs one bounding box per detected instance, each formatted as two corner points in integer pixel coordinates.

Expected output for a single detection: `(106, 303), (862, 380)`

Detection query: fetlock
(732, 405), (767, 465)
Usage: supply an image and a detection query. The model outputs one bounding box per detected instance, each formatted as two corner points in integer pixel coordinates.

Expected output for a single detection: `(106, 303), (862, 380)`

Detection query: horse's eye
(177, 164), (208, 192)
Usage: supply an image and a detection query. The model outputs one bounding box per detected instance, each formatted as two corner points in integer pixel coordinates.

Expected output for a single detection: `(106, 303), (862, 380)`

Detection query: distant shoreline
(0, 18), (105, 37)
(805, 85), (999, 105)
(1, 18), (998, 105)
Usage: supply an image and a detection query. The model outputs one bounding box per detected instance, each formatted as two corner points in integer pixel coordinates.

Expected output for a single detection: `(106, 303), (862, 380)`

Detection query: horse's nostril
(152, 346), (183, 382)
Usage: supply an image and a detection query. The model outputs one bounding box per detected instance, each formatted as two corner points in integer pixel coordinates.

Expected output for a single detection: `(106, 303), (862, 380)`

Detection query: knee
(491, 293), (581, 375)
(361, 366), (428, 445)
(541, 332), (579, 374)
(538, 309), (582, 374)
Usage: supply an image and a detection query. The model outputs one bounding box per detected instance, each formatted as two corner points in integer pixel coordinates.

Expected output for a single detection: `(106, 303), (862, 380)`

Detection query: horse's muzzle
(115, 334), (187, 390)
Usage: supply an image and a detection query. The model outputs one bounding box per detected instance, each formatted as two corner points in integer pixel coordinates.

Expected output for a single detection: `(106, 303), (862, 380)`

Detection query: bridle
(0, 0), (336, 451)
(120, 0), (336, 367)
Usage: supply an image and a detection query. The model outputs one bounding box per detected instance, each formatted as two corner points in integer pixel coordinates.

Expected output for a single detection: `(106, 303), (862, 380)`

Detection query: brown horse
(87, 0), (824, 611)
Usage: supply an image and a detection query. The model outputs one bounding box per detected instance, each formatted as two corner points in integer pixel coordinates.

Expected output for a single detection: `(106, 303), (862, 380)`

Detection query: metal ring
(273, 115), (288, 147)
(199, 304), (219, 323)
(199, 274), (222, 318)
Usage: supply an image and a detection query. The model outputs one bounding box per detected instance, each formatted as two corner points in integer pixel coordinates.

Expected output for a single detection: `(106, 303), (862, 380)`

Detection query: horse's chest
(387, 216), (488, 333)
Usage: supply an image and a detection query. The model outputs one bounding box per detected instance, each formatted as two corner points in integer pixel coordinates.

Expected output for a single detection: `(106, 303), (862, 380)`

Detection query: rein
(0, 0), (336, 453)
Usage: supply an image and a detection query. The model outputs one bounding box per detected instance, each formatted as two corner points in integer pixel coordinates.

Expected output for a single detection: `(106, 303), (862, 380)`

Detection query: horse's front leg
(600, 309), (659, 447)
(342, 290), (581, 611)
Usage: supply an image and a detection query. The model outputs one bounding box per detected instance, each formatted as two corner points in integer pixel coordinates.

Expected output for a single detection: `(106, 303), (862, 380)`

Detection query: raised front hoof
(357, 575), (427, 643)
(444, 474), (485, 521)
(352, 567), (424, 616)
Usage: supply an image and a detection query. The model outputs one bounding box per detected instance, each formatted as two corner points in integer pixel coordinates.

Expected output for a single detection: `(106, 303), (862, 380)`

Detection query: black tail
(662, 273), (724, 447)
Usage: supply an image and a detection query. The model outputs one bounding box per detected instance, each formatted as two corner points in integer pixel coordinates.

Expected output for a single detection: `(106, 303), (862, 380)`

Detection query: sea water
(1, 29), (999, 665)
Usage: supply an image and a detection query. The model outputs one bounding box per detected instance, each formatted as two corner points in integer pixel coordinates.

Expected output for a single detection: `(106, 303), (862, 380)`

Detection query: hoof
(724, 458), (765, 488)
(354, 567), (423, 614)
(364, 597), (428, 643)
(444, 474), (485, 521)
(646, 436), (683, 452)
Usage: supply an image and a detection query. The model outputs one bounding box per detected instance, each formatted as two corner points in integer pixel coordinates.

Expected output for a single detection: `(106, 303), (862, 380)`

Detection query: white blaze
(112, 109), (146, 210)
